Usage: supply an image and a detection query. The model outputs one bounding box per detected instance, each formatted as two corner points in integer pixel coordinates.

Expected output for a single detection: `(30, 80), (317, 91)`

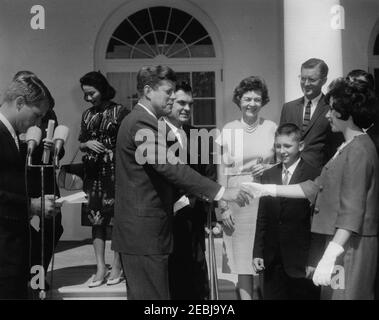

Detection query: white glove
(241, 182), (277, 198)
(312, 241), (344, 286)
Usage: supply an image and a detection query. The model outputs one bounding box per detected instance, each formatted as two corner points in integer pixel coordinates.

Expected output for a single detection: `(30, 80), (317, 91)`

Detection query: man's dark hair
(175, 81), (192, 94)
(301, 58), (329, 78)
(275, 123), (302, 142)
(3, 73), (53, 109)
(12, 70), (55, 109)
(137, 65), (176, 94)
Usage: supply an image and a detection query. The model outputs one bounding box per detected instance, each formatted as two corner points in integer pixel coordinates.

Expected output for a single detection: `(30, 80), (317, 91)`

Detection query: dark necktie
(302, 100), (312, 133)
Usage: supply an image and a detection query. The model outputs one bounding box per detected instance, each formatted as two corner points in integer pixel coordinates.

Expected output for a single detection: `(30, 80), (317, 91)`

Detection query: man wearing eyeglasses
(280, 58), (343, 170)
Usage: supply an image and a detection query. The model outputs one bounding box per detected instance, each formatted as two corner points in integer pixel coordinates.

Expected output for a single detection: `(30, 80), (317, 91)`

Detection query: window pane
(374, 34), (379, 55)
(192, 72), (215, 97)
(175, 72), (191, 85)
(192, 99), (215, 126)
(106, 7), (215, 59)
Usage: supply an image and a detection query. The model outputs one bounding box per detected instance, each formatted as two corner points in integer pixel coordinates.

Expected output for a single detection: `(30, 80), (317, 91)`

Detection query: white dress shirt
(282, 157), (301, 184)
(162, 118), (224, 201)
(0, 111), (19, 150)
(163, 118), (185, 149)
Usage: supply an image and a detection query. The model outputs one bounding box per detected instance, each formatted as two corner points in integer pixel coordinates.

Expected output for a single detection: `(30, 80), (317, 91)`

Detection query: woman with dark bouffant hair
(242, 78), (379, 299)
(78, 71), (129, 287)
(216, 76), (277, 299)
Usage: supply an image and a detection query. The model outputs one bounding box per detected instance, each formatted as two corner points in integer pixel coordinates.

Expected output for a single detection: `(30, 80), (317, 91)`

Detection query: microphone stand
(28, 160), (56, 300)
(206, 202), (219, 300)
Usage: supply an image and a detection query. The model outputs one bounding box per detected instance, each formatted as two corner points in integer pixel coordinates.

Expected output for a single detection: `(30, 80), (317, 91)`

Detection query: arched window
(374, 33), (379, 56)
(106, 7), (215, 59)
(95, 2), (223, 129)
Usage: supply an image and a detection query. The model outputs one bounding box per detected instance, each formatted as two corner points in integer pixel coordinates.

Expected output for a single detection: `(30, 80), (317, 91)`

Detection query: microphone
(26, 126), (42, 166)
(41, 119), (55, 164)
(52, 125), (69, 167)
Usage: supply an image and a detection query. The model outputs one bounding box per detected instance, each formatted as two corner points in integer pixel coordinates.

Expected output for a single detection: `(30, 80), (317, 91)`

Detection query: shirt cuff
(214, 186), (225, 201)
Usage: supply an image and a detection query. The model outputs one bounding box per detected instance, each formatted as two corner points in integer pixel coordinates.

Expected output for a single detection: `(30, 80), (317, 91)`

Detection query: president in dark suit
(112, 66), (249, 300)
(0, 74), (58, 299)
(253, 123), (320, 299)
(280, 58), (343, 169)
(164, 82), (216, 300)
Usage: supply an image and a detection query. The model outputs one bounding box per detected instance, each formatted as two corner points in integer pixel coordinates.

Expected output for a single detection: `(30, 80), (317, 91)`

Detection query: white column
(283, 0), (344, 101)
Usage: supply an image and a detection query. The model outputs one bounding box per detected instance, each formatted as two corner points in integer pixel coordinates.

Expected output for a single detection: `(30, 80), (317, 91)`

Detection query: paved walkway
(46, 239), (238, 300)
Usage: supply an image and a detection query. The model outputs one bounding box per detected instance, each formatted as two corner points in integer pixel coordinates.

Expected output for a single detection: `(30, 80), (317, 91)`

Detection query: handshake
(240, 182), (277, 198)
(220, 183), (277, 207)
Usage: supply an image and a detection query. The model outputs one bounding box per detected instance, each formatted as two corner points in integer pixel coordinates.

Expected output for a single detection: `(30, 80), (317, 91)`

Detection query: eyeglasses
(298, 75), (322, 84)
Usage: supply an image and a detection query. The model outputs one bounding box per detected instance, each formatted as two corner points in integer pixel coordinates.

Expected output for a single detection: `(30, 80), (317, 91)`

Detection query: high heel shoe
(88, 273), (107, 288)
(106, 271), (124, 286)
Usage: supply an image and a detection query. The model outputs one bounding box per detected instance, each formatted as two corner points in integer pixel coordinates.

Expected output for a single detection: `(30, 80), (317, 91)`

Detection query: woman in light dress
(217, 76), (277, 299)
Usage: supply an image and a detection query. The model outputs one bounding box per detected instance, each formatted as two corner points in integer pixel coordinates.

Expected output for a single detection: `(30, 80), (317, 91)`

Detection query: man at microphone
(22, 111), (66, 294)
(0, 74), (60, 299)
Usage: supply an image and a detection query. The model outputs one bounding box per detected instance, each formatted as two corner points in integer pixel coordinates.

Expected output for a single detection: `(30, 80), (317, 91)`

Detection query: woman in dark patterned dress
(78, 71), (129, 287)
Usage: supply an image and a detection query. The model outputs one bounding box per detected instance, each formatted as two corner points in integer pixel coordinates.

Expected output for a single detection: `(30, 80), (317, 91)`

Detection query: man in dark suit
(253, 123), (320, 299)
(112, 65), (249, 300)
(280, 58), (343, 169)
(0, 74), (59, 299)
(164, 82), (216, 300)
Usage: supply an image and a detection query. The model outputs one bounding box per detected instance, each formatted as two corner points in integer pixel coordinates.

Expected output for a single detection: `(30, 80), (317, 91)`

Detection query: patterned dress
(217, 118), (277, 275)
(78, 102), (128, 226)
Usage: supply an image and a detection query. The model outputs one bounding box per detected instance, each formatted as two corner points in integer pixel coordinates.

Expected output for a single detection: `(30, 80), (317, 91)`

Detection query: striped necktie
(302, 100), (312, 134)
(282, 168), (290, 185)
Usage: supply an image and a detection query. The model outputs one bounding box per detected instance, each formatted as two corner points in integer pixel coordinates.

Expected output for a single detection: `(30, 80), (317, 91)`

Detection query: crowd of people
(0, 57), (378, 300)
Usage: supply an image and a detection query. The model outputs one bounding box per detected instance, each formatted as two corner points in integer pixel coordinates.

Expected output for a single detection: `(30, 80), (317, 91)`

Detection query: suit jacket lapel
(0, 121), (21, 163)
(295, 98), (304, 128)
(289, 159), (304, 184)
(270, 163), (283, 187)
(302, 95), (328, 137)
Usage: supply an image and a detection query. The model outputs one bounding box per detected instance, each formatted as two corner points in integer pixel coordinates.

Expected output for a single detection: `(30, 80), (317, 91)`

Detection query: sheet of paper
(56, 191), (88, 204)
(173, 195), (190, 214)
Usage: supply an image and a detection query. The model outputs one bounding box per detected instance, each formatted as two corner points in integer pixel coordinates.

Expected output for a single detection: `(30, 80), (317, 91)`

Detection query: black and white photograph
(0, 0), (379, 304)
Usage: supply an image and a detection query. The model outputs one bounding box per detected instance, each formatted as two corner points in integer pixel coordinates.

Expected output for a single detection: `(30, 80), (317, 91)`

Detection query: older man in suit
(280, 58), (343, 169)
(0, 74), (58, 299)
(112, 66), (249, 300)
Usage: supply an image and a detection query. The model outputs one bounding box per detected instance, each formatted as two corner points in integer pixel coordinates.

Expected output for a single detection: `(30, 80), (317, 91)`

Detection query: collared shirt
(163, 117), (185, 148)
(162, 118), (225, 200)
(138, 102), (157, 119)
(282, 157), (301, 184)
(303, 92), (322, 120)
(0, 111), (19, 150)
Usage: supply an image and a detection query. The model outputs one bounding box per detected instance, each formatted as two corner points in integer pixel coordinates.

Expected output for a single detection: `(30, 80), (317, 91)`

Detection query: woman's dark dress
(78, 102), (128, 226)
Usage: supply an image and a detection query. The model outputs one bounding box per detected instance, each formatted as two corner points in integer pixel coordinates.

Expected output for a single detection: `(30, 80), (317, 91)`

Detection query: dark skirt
(81, 203), (114, 227)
